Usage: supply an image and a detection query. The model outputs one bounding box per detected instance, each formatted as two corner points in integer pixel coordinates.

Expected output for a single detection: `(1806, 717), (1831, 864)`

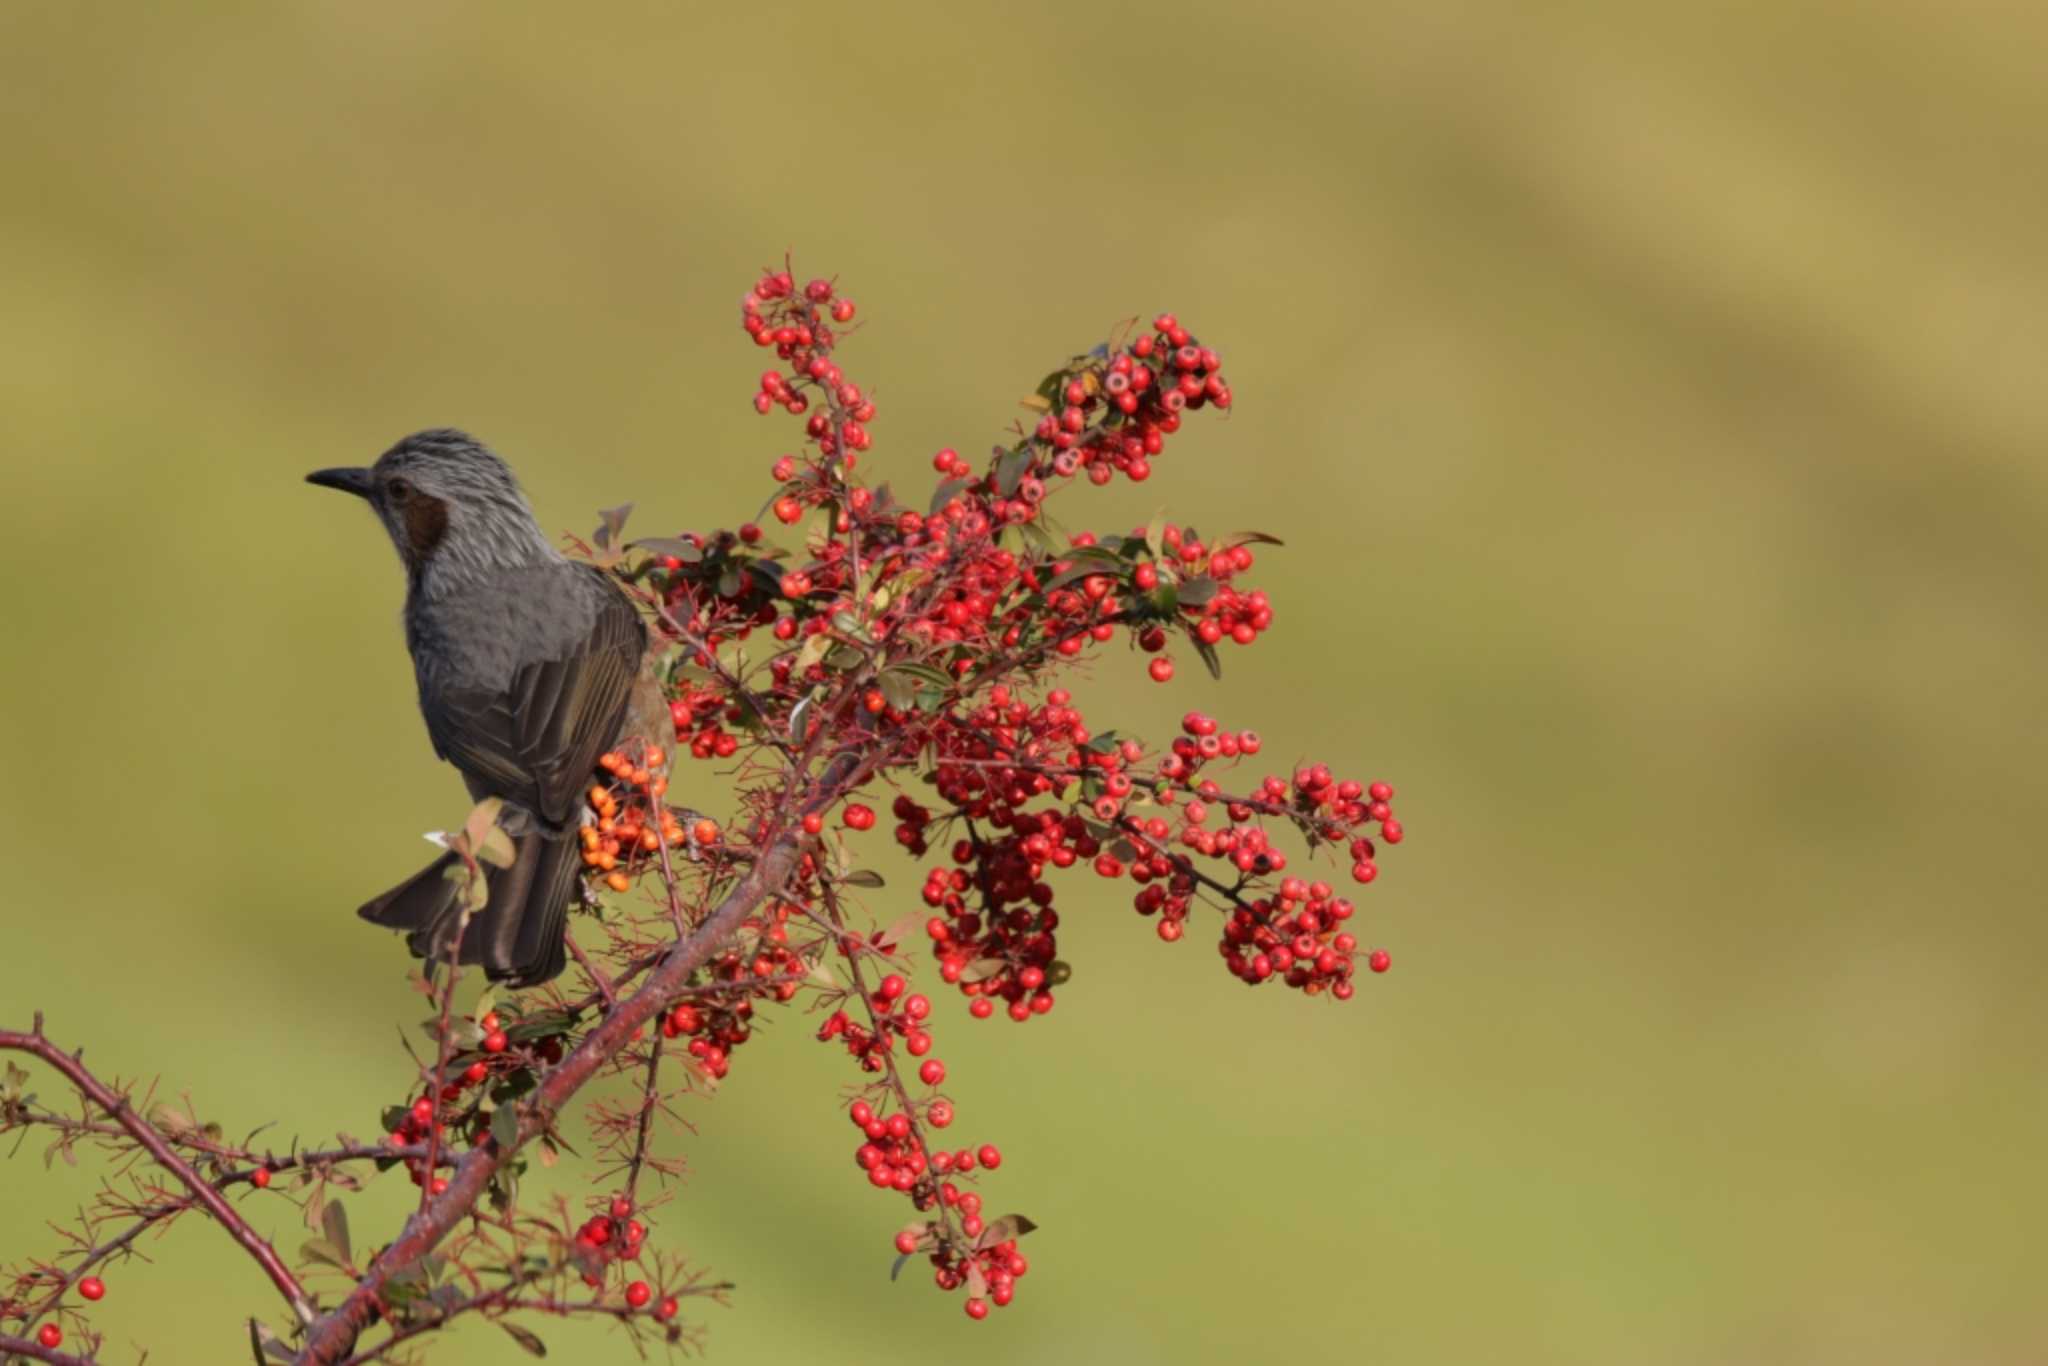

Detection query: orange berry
(643, 746), (665, 768)
(692, 818), (719, 845)
(631, 768), (650, 787)
(589, 785), (610, 807)
(605, 871), (632, 893)
(649, 775), (668, 798)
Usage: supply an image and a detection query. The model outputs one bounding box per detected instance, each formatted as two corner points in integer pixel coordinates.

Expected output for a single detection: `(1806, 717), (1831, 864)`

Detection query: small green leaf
(877, 669), (917, 712)
(299, 1238), (350, 1271)
(974, 1213), (1040, 1248)
(840, 869), (886, 889)
(629, 537), (704, 562)
(475, 824), (518, 870)
(794, 633), (832, 674)
(995, 446), (1035, 498)
(491, 1103), (521, 1149)
(929, 477), (974, 517)
(500, 1321), (549, 1357)
(1193, 635), (1224, 680)
(1225, 530), (1285, 548)
(322, 1199), (352, 1261)
(1177, 576), (1219, 608)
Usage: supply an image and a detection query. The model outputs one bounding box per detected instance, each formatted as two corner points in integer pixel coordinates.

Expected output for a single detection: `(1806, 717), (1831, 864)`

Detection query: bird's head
(307, 429), (560, 588)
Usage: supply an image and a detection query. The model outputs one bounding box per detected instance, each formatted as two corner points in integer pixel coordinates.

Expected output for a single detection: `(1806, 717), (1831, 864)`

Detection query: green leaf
(1176, 576), (1219, 609)
(500, 1322), (549, 1357)
(1193, 635), (1224, 680)
(1144, 513), (1166, 559)
(457, 798), (504, 859)
(794, 633), (832, 674)
(1040, 547), (1125, 594)
(474, 824), (518, 870)
(322, 1199), (352, 1262)
(995, 446), (1035, 498)
(877, 669), (917, 712)
(629, 537), (703, 562)
(840, 869), (886, 889)
(890, 1251), (914, 1282)
(1224, 530), (1285, 548)
(929, 477), (974, 517)
(491, 1103), (521, 1149)
(974, 1213), (1040, 1249)
(299, 1238), (350, 1271)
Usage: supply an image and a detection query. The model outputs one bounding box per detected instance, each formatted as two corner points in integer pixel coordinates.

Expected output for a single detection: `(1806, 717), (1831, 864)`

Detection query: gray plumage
(308, 429), (647, 985)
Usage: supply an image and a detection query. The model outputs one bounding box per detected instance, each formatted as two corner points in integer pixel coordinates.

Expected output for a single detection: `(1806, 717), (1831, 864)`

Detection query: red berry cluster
(571, 261), (1404, 1318)
(742, 271), (868, 458)
(817, 975), (934, 1075)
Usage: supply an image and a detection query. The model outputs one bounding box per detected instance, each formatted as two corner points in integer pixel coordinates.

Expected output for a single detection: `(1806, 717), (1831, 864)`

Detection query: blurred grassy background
(4, 1), (2045, 1362)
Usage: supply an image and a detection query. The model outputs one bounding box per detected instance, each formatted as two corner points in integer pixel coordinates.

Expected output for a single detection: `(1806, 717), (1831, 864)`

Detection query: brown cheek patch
(403, 495), (449, 560)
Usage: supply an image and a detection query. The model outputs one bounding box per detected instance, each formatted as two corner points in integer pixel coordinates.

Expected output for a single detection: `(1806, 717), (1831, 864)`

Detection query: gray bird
(308, 430), (658, 985)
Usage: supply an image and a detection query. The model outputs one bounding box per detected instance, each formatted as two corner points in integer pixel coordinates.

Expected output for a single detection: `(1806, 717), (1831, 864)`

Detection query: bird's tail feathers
(357, 831), (577, 986)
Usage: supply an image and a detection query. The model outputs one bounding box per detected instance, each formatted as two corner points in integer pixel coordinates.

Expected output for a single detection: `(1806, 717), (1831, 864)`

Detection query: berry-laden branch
(2, 261), (1411, 1363)
(0, 1016), (317, 1328)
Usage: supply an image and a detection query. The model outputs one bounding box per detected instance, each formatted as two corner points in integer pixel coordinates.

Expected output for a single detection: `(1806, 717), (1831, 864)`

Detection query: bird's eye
(385, 477), (413, 502)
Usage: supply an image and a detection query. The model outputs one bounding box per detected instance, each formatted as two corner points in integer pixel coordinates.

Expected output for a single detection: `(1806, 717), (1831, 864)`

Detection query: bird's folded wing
(425, 574), (647, 828)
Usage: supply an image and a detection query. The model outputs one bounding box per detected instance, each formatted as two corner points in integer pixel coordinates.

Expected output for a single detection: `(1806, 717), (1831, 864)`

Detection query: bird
(307, 429), (665, 985)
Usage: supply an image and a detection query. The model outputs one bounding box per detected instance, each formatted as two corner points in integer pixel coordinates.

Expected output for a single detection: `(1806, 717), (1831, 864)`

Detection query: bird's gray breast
(405, 563), (607, 704)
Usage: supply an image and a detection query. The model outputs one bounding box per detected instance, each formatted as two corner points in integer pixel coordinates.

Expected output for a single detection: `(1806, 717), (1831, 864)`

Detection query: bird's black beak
(306, 466), (374, 500)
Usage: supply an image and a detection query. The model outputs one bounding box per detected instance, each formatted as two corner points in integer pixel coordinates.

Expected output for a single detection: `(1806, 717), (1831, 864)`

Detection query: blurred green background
(4, 2), (2044, 1362)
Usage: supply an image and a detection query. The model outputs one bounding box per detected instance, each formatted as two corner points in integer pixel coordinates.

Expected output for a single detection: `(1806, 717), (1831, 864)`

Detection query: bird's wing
(426, 571), (647, 829)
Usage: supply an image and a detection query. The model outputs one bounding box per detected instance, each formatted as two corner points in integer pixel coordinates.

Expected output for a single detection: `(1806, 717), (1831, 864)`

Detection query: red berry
(877, 974), (907, 1001)
(1368, 949), (1392, 973)
(918, 1059), (946, 1085)
(977, 1144), (1002, 1169)
(964, 1296), (989, 1320)
(657, 1294), (680, 1320)
(844, 803), (876, 831)
(894, 1230), (920, 1255)
(482, 1029), (509, 1054)
(626, 1280), (652, 1309)
(79, 1275), (105, 1301)
(38, 1324), (61, 1348)
(1148, 657), (1174, 683)
(251, 1167), (272, 1189)
(610, 1196), (634, 1220)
